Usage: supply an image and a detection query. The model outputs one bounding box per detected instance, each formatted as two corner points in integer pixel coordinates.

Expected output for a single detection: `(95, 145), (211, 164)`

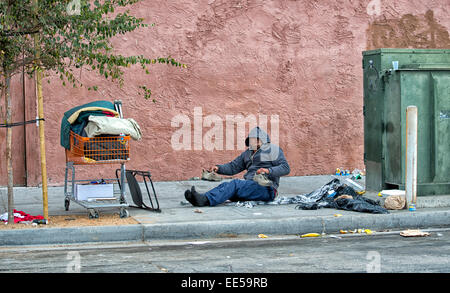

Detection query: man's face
(249, 137), (261, 150)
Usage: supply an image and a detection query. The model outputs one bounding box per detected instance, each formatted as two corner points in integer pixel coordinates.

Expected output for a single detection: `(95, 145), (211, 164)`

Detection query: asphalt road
(1, 228), (449, 274)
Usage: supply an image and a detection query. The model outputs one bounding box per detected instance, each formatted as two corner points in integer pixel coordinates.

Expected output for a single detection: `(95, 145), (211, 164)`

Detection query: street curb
(1, 210), (449, 245)
(0, 225), (143, 246)
(143, 209), (450, 240)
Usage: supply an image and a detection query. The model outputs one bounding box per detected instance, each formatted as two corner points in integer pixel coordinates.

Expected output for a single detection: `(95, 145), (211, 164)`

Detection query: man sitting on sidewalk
(184, 126), (290, 207)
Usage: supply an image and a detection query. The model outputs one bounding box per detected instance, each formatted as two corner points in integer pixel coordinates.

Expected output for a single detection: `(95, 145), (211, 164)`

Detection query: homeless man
(184, 126), (290, 207)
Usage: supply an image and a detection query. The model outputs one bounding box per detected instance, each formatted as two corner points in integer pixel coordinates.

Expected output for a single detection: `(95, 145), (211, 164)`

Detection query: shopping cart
(63, 100), (130, 219)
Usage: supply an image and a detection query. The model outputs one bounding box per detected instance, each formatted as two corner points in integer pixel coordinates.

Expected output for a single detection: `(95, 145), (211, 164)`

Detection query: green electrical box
(362, 48), (450, 195)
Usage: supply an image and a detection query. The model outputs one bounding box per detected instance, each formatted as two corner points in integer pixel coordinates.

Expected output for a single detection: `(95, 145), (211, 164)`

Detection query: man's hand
(257, 168), (269, 174)
(211, 166), (219, 173)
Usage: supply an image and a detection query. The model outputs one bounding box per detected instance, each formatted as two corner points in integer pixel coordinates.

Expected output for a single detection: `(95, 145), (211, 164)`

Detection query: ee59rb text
(225, 277), (268, 288)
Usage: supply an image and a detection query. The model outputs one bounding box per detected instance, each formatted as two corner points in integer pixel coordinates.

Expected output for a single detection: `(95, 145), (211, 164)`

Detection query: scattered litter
(335, 168), (350, 176)
(180, 200), (189, 206)
(228, 178), (388, 214)
(194, 209), (203, 213)
(253, 212), (262, 216)
(334, 214), (343, 217)
(364, 229), (373, 235)
(335, 168), (365, 178)
(437, 233), (443, 237)
(329, 235), (342, 239)
(32, 219), (48, 225)
(258, 234), (268, 238)
(351, 174), (362, 180)
(0, 209), (44, 224)
(339, 228), (373, 235)
(235, 201), (255, 208)
(345, 178), (364, 191)
(384, 195), (406, 210)
(19, 221), (33, 225)
(400, 229), (430, 237)
(379, 189), (405, 197)
(300, 233), (320, 238)
(188, 241), (211, 245)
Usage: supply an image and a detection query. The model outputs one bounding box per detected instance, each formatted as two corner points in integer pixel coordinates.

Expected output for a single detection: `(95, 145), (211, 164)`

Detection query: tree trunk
(33, 0), (49, 220)
(36, 68), (48, 220)
(4, 73), (15, 225)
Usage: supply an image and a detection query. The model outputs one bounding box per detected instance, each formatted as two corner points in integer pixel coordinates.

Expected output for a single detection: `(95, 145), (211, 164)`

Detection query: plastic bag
(295, 179), (389, 214)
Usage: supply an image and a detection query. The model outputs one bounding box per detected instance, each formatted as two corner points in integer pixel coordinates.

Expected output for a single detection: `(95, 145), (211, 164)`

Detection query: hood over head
(245, 126), (271, 147)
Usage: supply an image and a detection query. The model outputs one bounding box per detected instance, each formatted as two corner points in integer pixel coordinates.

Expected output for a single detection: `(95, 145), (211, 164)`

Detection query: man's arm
(267, 147), (290, 178)
(216, 152), (246, 176)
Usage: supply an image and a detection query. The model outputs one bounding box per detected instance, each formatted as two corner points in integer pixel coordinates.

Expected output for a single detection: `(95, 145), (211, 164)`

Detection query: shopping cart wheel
(119, 208), (129, 218)
(64, 198), (70, 211)
(88, 209), (99, 219)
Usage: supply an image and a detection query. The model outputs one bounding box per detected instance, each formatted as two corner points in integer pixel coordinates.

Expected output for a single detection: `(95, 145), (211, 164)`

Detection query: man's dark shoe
(191, 186), (210, 207)
(184, 189), (196, 206)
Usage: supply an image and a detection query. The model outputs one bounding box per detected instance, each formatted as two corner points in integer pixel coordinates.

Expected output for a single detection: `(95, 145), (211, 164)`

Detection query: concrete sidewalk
(1, 175), (450, 246)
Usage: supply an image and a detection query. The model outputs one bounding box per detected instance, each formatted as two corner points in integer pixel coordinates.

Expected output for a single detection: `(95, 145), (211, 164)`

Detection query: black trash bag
(330, 195), (388, 214)
(295, 178), (389, 214)
(334, 185), (359, 197)
(295, 202), (320, 210)
(293, 178), (342, 210)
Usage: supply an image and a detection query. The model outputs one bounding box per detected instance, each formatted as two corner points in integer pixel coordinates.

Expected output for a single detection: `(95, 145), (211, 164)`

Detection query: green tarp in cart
(60, 100), (119, 149)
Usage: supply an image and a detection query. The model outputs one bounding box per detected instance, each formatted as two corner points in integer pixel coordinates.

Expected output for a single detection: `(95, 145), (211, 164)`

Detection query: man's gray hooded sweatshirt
(216, 127), (290, 190)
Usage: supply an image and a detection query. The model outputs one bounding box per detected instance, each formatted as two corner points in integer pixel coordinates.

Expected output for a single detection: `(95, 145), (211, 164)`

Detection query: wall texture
(2, 0), (450, 186)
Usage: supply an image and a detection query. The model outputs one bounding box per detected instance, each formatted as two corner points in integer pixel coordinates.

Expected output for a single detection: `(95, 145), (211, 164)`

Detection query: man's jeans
(205, 179), (276, 206)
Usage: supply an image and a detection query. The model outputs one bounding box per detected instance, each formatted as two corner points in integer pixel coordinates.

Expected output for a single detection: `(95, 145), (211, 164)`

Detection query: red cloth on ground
(12, 209), (44, 223)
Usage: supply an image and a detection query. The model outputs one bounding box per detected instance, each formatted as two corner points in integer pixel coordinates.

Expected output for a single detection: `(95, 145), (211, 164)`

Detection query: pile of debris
(233, 178), (389, 214)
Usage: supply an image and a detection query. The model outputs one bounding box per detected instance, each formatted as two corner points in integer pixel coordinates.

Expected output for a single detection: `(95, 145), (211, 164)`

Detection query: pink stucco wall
(3, 0), (450, 186)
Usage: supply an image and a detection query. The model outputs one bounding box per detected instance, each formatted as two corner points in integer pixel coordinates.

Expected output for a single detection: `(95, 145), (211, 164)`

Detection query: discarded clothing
(230, 178), (389, 214)
(0, 209), (44, 224)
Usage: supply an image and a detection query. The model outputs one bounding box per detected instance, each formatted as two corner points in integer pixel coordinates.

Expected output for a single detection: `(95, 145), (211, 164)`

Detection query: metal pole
(405, 106), (418, 209)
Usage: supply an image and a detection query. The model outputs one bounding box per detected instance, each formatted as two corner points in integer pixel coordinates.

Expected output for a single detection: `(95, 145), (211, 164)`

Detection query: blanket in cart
(60, 100), (119, 149)
(84, 116), (142, 140)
